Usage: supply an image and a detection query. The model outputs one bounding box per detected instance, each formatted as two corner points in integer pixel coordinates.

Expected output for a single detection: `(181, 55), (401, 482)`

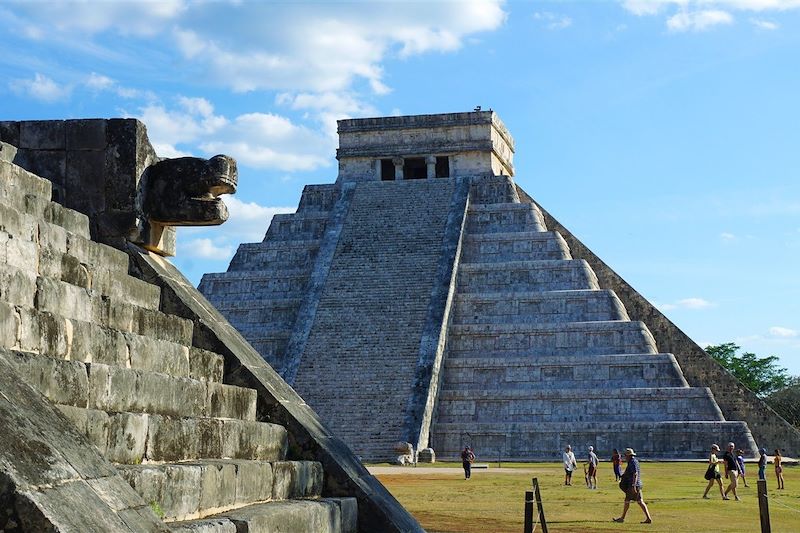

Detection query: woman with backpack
(702, 444), (726, 500)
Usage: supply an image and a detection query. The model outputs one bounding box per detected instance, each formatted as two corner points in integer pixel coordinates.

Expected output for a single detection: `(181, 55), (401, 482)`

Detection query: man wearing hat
(613, 448), (653, 524)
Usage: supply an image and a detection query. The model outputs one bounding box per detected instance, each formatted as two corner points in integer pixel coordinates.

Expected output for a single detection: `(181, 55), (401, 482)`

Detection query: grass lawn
(372, 462), (799, 532)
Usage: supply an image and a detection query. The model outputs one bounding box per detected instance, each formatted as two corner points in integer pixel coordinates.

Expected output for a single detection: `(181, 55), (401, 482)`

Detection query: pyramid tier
(447, 321), (658, 358)
(441, 353), (689, 390)
(431, 420), (757, 461)
(466, 202), (546, 234)
(435, 387), (724, 423)
(453, 289), (629, 325)
(461, 230), (571, 262)
(227, 240), (321, 272)
(457, 259), (599, 293)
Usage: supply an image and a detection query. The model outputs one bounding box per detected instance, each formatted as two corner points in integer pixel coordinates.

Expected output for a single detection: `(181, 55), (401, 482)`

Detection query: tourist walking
(758, 448), (768, 481)
(774, 449), (785, 489)
(702, 444), (726, 500)
(736, 448), (749, 487)
(613, 448), (652, 524)
(611, 448), (622, 481)
(722, 442), (741, 500)
(563, 445), (577, 486)
(587, 446), (599, 489)
(460, 446), (475, 480)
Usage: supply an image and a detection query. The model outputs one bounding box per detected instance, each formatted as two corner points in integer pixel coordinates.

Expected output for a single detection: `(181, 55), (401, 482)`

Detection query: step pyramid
(200, 111), (800, 462)
(0, 121), (420, 532)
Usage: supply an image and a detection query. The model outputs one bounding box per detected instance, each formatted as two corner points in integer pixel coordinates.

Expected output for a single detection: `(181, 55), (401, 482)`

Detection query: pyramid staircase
(0, 156), (357, 531)
(200, 185), (339, 377)
(430, 179), (757, 460)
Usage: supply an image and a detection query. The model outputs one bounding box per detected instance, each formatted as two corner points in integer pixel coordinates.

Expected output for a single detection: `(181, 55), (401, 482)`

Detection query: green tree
(704, 342), (793, 398)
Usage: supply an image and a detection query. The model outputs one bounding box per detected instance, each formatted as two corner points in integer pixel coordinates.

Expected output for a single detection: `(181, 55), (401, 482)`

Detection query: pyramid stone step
(431, 420), (757, 461)
(190, 347), (225, 383)
(36, 276), (159, 322)
(466, 203), (546, 234)
(168, 498), (357, 533)
(461, 231), (571, 262)
(453, 289), (629, 324)
(57, 405), (288, 464)
(227, 241), (321, 272)
(297, 183), (340, 212)
(435, 387), (725, 423)
(441, 354), (689, 390)
(13, 307), (190, 374)
(447, 321), (658, 358)
(9, 353), (255, 420)
(1, 159), (52, 205)
(457, 259), (599, 293)
(117, 460), (323, 522)
(200, 270), (311, 299)
(215, 298), (301, 329)
(469, 175), (520, 204)
(239, 329), (292, 357)
(264, 212), (328, 241)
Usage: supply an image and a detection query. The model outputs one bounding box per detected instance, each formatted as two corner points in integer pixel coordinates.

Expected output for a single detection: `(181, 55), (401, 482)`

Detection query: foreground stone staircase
(430, 178), (757, 460)
(0, 157), (357, 531)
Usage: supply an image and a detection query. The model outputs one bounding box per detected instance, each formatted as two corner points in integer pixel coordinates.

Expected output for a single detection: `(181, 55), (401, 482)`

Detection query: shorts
(588, 465), (596, 476)
(727, 470), (739, 487)
(625, 487), (643, 502)
(565, 468), (573, 475)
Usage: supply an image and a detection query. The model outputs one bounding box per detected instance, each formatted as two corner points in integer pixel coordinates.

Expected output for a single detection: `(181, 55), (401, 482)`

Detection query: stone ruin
(200, 110), (800, 463)
(0, 119), (422, 532)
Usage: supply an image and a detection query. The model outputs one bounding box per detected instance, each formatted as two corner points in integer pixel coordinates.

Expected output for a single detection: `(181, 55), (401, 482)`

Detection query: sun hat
(711, 444), (720, 451)
(588, 446), (594, 451)
(624, 448), (636, 456)
(759, 447), (767, 454)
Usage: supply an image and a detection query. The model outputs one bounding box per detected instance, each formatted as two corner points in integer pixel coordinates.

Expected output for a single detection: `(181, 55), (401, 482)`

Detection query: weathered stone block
(230, 460), (273, 505)
(189, 347), (224, 383)
(106, 411), (149, 464)
(124, 333), (190, 377)
(207, 382), (256, 420)
(20, 121), (65, 150)
(272, 461), (323, 500)
(66, 119), (107, 151)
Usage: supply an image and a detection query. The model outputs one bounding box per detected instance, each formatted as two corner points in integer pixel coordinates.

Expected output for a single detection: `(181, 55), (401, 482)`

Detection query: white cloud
(10, 1), (187, 37)
(181, 237), (233, 260)
(135, 99), (332, 172)
(533, 12), (573, 30)
(667, 9), (734, 32)
(720, 232), (736, 241)
(621, 0), (800, 30)
(9, 73), (70, 102)
(750, 18), (779, 29)
(660, 297), (715, 310)
(769, 326), (798, 338)
(85, 72), (114, 91)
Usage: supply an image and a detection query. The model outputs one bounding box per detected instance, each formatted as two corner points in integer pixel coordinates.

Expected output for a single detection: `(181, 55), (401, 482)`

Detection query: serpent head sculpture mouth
(143, 154), (238, 226)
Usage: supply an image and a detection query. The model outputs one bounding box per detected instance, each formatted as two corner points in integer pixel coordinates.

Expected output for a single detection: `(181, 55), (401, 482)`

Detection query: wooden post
(524, 490), (534, 533)
(757, 479), (771, 533)
(532, 477), (549, 533)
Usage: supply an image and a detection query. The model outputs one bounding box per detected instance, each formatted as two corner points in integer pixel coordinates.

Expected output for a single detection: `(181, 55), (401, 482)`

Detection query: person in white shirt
(587, 446), (599, 489)
(563, 445), (578, 486)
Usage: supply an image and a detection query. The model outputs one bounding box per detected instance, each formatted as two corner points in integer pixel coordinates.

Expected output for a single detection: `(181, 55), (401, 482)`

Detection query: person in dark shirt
(613, 448), (652, 524)
(722, 442), (741, 501)
(758, 447), (768, 481)
(460, 446), (475, 480)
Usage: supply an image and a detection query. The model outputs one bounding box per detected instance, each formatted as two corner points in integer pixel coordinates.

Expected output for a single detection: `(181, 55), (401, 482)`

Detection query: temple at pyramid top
(335, 110), (514, 182)
(200, 110), (800, 463)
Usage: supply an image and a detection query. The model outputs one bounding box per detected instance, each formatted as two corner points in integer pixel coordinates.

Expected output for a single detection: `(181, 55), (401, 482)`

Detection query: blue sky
(2, 1), (799, 375)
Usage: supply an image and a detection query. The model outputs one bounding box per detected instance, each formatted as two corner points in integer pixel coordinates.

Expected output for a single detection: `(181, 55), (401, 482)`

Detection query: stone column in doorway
(426, 155), (437, 179)
(374, 159), (382, 180)
(393, 157), (404, 180)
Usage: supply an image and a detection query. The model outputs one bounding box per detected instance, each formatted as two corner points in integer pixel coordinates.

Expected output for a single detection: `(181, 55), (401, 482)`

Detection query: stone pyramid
(0, 119), (420, 532)
(200, 111), (800, 463)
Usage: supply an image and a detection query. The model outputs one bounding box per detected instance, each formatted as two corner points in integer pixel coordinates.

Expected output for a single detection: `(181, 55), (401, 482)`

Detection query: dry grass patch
(373, 462), (799, 532)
